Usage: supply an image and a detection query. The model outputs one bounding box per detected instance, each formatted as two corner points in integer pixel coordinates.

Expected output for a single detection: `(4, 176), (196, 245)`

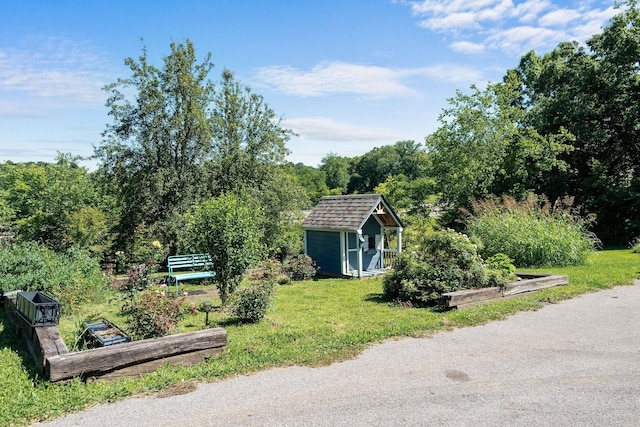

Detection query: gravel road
(36, 280), (640, 426)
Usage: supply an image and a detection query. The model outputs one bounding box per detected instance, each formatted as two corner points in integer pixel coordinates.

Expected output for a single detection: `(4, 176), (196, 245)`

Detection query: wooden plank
(33, 326), (69, 373)
(46, 328), (227, 382)
(502, 275), (568, 297)
(442, 287), (503, 307)
(87, 348), (224, 381)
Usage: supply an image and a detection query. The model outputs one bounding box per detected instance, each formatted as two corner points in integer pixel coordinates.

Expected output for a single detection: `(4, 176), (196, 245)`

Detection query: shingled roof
(302, 194), (403, 231)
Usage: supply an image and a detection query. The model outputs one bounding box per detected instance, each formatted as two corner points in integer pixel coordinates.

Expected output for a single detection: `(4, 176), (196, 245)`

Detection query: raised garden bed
(5, 296), (227, 382)
(441, 273), (569, 309)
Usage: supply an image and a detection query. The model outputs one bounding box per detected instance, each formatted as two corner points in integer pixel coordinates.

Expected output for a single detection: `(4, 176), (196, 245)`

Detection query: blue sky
(0, 0), (619, 168)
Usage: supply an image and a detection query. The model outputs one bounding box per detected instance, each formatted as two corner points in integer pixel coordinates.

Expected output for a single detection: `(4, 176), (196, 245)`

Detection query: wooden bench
(167, 253), (214, 294)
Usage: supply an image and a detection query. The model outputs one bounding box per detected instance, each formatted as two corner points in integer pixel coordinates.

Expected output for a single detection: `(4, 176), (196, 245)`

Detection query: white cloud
(422, 64), (484, 83)
(283, 117), (401, 142)
(255, 61), (483, 98)
(256, 62), (418, 98)
(408, 0), (616, 57)
(450, 41), (487, 54)
(513, 0), (552, 23)
(419, 12), (482, 31)
(538, 9), (582, 27)
(0, 36), (110, 105)
(486, 25), (567, 54)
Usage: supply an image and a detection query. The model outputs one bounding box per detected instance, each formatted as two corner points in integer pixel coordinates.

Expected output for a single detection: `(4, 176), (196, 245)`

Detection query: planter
(81, 318), (131, 347)
(16, 291), (61, 327)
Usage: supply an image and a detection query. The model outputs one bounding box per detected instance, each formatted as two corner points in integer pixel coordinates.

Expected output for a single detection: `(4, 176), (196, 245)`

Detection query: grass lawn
(1, 248), (638, 426)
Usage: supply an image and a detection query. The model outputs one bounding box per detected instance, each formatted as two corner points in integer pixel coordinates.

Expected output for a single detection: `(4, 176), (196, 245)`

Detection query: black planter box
(16, 291), (61, 327)
(81, 318), (131, 347)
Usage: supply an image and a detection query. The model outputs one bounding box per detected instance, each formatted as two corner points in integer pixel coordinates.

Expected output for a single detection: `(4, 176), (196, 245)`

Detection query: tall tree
(426, 80), (572, 213)
(95, 40), (215, 254)
(206, 69), (299, 257)
(208, 69), (292, 195)
(512, 1), (640, 242)
(348, 140), (428, 193)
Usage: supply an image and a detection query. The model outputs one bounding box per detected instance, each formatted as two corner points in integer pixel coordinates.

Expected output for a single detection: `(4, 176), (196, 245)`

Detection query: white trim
(340, 231), (347, 275)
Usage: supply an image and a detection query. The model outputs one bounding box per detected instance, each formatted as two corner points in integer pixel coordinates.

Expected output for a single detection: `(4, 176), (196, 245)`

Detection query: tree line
(1, 1), (638, 268)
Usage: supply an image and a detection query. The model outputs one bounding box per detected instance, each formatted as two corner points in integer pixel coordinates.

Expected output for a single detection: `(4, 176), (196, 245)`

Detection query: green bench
(167, 253), (214, 294)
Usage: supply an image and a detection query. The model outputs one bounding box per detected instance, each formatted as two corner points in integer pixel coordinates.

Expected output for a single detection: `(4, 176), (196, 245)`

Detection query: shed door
(346, 232), (359, 273)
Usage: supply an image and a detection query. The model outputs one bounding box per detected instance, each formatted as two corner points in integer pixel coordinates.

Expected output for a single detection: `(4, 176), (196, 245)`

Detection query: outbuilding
(302, 194), (403, 277)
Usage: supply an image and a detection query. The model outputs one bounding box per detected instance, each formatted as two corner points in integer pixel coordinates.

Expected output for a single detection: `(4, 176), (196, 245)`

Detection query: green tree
(207, 69), (292, 195)
(319, 152), (351, 194)
(288, 162), (329, 205)
(186, 193), (262, 305)
(0, 154), (102, 251)
(511, 1), (640, 243)
(95, 40), (214, 254)
(426, 81), (572, 216)
(205, 69), (300, 257)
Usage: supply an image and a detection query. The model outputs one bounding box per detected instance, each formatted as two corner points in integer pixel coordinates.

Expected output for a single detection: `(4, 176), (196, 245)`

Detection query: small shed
(302, 194), (403, 278)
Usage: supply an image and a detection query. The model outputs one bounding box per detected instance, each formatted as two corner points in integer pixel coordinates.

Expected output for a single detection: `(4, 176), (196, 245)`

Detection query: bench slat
(167, 253), (214, 294)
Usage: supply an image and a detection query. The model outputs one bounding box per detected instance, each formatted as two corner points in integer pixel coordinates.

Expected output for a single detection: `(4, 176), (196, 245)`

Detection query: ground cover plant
(0, 248), (638, 426)
(0, 242), (109, 310)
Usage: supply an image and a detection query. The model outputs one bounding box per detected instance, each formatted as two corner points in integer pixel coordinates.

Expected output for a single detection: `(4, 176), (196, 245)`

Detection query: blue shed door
(346, 232), (359, 274)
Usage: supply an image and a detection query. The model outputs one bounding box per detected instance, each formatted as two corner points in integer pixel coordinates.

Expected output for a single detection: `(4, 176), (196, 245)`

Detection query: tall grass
(467, 195), (600, 267)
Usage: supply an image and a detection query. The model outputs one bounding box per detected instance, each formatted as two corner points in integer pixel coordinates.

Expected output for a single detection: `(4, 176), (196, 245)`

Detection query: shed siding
(306, 230), (342, 275)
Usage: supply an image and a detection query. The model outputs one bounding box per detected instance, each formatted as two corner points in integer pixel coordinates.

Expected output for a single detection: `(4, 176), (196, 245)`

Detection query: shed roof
(302, 194), (403, 231)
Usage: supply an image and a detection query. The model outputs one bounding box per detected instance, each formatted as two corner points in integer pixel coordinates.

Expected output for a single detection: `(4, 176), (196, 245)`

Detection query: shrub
(631, 238), (640, 253)
(0, 242), (107, 310)
(116, 264), (151, 299)
(232, 282), (273, 323)
(122, 289), (186, 339)
(383, 229), (491, 304)
(484, 253), (517, 288)
(467, 195), (600, 267)
(285, 254), (318, 281)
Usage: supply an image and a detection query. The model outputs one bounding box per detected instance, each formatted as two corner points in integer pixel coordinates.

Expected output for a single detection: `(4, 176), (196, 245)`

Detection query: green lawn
(1, 248), (638, 426)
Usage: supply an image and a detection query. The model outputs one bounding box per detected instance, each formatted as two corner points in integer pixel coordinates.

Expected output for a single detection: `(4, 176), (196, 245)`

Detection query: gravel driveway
(36, 280), (640, 426)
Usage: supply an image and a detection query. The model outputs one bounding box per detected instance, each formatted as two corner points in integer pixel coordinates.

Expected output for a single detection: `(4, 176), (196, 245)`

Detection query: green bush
(631, 238), (640, 253)
(383, 229), (491, 304)
(484, 253), (517, 288)
(232, 282), (273, 323)
(0, 242), (107, 310)
(285, 254), (318, 280)
(467, 196), (600, 267)
(122, 289), (186, 339)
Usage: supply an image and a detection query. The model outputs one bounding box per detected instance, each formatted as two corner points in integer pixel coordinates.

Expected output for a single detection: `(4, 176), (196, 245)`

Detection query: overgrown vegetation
(466, 196), (599, 267)
(0, 242), (108, 310)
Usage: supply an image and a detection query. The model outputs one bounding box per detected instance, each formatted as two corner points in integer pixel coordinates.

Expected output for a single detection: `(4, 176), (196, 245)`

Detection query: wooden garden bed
(441, 273), (569, 309)
(3, 295), (227, 382)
